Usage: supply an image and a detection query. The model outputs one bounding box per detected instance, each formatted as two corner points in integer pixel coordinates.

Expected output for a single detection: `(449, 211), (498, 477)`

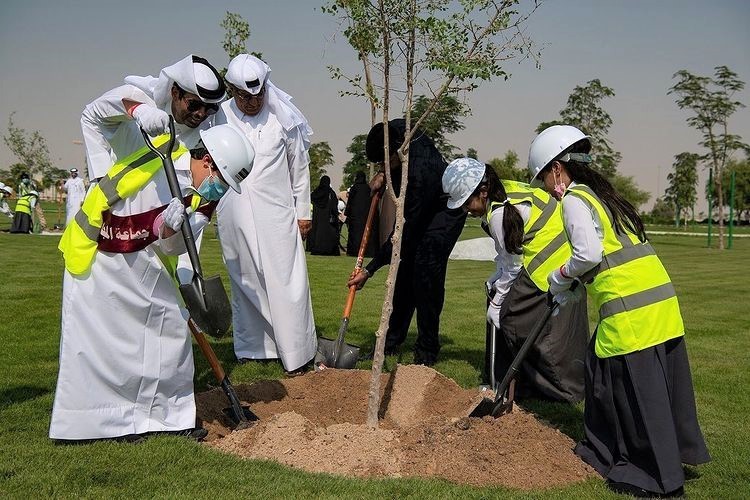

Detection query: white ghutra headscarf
(225, 54), (313, 146)
(124, 54), (225, 111)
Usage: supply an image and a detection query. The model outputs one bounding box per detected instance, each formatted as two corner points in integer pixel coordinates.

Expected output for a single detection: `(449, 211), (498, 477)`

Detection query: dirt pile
(196, 364), (594, 490)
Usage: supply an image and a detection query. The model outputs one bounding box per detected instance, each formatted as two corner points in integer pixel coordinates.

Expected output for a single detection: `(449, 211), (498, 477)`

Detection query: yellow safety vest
(486, 181), (571, 291)
(565, 184), (684, 358)
(14, 194), (36, 216)
(59, 135), (188, 276)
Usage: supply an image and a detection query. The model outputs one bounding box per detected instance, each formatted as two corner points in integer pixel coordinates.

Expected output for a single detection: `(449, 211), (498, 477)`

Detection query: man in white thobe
(81, 54), (225, 182)
(215, 54), (317, 375)
(62, 168), (86, 226)
(50, 55), (229, 442)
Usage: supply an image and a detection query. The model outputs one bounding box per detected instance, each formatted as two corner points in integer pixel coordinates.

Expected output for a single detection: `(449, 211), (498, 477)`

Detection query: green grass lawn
(1, 223), (748, 499)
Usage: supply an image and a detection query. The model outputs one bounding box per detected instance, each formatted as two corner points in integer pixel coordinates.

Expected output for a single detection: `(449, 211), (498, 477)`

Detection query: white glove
(132, 105), (170, 136)
(162, 197), (186, 231)
(548, 268), (575, 295)
(548, 268), (584, 315)
(486, 297), (502, 330)
(552, 286), (584, 307)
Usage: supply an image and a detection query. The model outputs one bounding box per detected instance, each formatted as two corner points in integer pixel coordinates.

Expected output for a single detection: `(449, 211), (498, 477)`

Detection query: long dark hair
(560, 142), (646, 242)
(480, 165), (524, 254)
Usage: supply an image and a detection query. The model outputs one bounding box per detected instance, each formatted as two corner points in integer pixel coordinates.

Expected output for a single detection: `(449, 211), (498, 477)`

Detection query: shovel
(315, 188), (383, 369)
(469, 281), (579, 418)
(188, 318), (258, 429)
(140, 118), (232, 337)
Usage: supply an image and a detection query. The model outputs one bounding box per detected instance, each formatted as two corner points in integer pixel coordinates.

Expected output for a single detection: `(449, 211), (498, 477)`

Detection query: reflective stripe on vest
(14, 195), (35, 215)
(58, 135), (188, 276)
(565, 184), (684, 358)
(485, 180), (571, 291)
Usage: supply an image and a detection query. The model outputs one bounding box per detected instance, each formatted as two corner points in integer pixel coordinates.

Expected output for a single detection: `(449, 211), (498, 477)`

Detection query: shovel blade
(180, 275), (232, 337)
(222, 406), (259, 430)
(468, 396), (497, 418)
(315, 337), (361, 369)
(467, 394), (514, 418)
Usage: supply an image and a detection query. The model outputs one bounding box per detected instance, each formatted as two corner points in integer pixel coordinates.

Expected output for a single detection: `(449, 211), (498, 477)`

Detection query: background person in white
(215, 54), (317, 375)
(80, 54), (225, 183)
(62, 168), (86, 226)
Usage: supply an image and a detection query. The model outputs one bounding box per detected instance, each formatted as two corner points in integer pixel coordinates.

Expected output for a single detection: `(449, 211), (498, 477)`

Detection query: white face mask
(553, 170), (566, 198)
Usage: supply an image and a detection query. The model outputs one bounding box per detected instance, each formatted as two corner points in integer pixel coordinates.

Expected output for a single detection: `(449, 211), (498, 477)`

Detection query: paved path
(449, 231), (749, 262)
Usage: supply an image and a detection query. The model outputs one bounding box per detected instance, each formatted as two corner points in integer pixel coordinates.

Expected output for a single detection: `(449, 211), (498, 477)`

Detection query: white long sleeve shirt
(559, 181), (604, 279)
(486, 201), (531, 307)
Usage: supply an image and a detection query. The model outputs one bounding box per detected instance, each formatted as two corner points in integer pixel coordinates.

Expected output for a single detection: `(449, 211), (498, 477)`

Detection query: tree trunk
(366, 190), (405, 429)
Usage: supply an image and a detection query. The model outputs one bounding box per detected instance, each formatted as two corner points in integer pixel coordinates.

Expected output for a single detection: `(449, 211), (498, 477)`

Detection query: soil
(196, 364), (594, 490)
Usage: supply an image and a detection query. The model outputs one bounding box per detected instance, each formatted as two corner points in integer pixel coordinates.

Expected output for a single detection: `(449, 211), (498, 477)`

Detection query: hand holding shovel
(139, 117), (232, 337)
(316, 187), (384, 369)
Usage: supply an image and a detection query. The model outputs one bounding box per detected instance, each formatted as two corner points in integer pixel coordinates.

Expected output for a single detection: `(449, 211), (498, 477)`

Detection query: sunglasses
(183, 96), (219, 115)
(231, 84), (265, 102)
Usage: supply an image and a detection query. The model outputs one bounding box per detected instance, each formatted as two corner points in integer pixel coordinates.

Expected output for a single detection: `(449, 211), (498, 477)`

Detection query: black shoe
(607, 481), (650, 497)
(113, 433), (148, 444)
(413, 349), (438, 367)
(149, 428), (208, 442)
(607, 480), (680, 498)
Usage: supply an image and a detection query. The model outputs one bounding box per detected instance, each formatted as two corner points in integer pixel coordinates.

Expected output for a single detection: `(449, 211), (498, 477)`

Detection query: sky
(1, 0), (749, 213)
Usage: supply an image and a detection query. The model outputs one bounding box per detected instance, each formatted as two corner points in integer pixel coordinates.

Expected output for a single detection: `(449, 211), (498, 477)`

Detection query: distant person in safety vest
(9, 188), (38, 234)
(50, 121), (253, 444)
(528, 124), (710, 497)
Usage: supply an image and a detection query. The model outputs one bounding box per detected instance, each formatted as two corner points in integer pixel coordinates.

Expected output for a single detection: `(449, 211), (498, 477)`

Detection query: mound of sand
(196, 364), (593, 490)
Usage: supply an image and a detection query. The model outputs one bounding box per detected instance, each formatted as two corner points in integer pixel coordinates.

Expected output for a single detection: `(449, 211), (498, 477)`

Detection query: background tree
(664, 152), (699, 228)
(487, 150), (527, 181)
(721, 155), (750, 223)
(0, 162), (27, 187)
(536, 79), (621, 177)
(669, 65), (748, 249)
(341, 134), (369, 189)
(3, 113), (55, 187)
(308, 141), (335, 188)
(466, 147), (478, 159)
(610, 175), (650, 211)
(409, 94), (470, 160)
(219, 12), (262, 77)
(535, 79), (652, 208)
(326, 0), (541, 428)
(649, 197), (674, 224)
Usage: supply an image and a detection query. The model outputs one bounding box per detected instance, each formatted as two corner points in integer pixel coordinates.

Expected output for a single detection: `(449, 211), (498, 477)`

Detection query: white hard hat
(199, 125), (255, 194)
(442, 157), (486, 209)
(337, 200), (345, 212)
(528, 125), (590, 185)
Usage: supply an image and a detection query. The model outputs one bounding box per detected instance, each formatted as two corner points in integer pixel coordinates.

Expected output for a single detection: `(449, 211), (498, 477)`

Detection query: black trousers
(385, 208), (466, 361)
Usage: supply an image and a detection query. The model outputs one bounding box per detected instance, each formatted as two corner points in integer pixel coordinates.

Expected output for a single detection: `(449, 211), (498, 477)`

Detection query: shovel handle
(342, 188), (383, 320)
(188, 318), (226, 381)
(140, 118), (204, 280)
(490, 281), (580, 416)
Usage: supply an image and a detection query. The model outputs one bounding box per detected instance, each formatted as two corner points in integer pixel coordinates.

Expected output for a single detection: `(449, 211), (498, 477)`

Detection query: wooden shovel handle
(189, 317), (226, 381)
(343, 188), (383, 319)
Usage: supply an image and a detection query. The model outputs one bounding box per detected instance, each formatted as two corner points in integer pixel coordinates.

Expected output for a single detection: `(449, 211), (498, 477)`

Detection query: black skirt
(485, 270), (589, 403)
(10, 212), (32, 233)
(575, 333), (711, 494)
